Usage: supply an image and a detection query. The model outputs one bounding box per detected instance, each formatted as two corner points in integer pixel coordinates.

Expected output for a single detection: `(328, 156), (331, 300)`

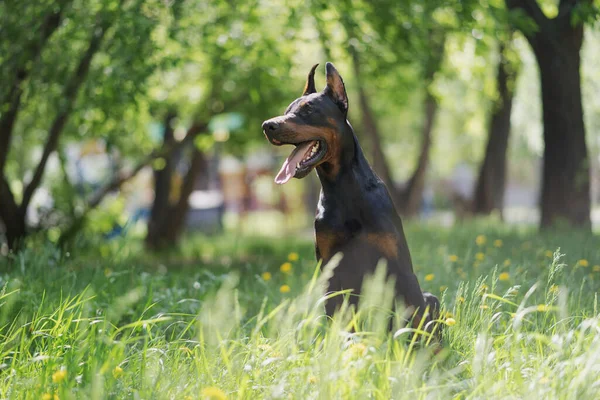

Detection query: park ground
(1, 222), (600, 399)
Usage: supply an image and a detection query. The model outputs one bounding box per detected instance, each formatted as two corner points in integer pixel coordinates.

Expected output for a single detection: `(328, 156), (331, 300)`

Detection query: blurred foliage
(1, 0), (600, 240)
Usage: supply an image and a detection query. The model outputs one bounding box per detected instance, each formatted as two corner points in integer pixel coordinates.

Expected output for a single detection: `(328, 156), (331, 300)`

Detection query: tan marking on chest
(316, 232), (342, 261)
(317, 232), (398, 261)
(365, 233), (398, 259)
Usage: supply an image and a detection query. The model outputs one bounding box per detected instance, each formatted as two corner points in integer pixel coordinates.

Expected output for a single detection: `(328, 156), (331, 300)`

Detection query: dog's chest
(314, 216), (399, 265)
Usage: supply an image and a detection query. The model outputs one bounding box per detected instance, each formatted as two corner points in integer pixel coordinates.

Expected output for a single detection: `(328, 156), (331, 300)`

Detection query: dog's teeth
(310, 143), (319, 156)
(299, 142), (321, 167)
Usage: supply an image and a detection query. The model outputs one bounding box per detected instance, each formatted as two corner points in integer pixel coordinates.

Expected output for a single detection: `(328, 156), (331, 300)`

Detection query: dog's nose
(262, 120), (279, 132)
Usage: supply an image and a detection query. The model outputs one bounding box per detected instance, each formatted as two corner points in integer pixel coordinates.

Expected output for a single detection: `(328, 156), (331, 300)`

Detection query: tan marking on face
(282, 121), (342, 173)
(365, 233), (398, 259)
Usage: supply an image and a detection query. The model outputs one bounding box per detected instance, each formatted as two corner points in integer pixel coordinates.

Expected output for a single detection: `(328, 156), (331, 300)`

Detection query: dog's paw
(423, 292), (443, 343)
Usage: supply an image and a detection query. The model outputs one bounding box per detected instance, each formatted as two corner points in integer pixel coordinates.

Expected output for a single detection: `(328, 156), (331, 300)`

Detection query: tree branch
(20, 15), (112, 213)
(559, 0), (582, 14)
(88, 121), (208, 208)
(0, 6), (66, 178)
(57, 91), (244, 245)
(505, 0), (554, 53)
(557, 0), (588, 34)
(57, 120), (209, 246)
(506, 0), (549, 28)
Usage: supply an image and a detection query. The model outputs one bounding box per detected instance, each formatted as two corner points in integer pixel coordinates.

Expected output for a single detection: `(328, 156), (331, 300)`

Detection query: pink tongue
(274, 141), (315, 185)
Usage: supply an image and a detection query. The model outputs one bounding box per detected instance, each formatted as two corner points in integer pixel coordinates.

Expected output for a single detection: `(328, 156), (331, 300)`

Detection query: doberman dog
(262, 62), (440, 335)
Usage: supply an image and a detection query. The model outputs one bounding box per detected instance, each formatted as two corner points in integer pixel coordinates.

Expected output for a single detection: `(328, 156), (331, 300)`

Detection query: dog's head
(262, 62), (351, 184)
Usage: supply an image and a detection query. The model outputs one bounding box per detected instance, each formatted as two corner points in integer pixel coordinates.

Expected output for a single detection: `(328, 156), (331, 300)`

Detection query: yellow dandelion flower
(544, 250), (553, 258)
(475, 235), (486, 246)
(475, 252), (485, 261)
(537, 304), (550, 312)
(52, 369), (67, 383)
(347, 342), (367, 357)
(112, 366), (123, 379)
(280, 262), (292, 273)
(480, 305), (489, 310)
(479, 283), (489, 292)
(549, 284), (559, 293)
(498, 272), (510, 281)
(439, 285), (448, 292)
(279, 284), (291, 293)
(503, 259), (511, 267)
(308, 375), (318, 384)
(494, 239), (503, 248)
(261, 272), (272, 281)
(578, 259), (589, 267)
(449, 255), (459, 262)
(593, 265), (600, 272)
(458, 296), (465, 303)
(287, 252), (299, 261)
(445, 317), (456, 326)
(425, 273), (435, 282)
(201, 387), (228, 400)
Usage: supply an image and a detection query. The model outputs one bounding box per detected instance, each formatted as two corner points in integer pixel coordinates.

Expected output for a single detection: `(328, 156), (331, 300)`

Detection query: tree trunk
(349, 50), (402, 207)
(20, 19), (111, 213)
(145, 112), (210, 251)
(398, 31), (445, 217)
(506, 0), (591, 229)
(0, 178), (26, 250)
(472, 43), (517, 216)
(145, 113), (177, 250)
(146, 145), (207, 250)
(0, 7), (66, 250)
(401, 91), (437, 216)
(162, 147), (206, 245)
(58, 120), (207, 248)
(536, 37), (589, 228)
(0, 8), (65, 177)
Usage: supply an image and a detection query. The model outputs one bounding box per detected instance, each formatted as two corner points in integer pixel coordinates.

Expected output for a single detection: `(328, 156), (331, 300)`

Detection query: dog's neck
(316, 121), (380, 201)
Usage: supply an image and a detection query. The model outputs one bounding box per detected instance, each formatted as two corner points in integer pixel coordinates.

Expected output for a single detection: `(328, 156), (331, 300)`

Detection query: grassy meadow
(1, 222), (600, 399)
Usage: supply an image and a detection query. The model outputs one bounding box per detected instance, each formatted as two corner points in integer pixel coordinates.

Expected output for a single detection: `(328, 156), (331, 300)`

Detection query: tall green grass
(1, 223), (600, 398)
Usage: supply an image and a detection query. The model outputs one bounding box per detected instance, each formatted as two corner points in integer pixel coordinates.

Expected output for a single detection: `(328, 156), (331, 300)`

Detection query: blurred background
(1, 0), (599, 252)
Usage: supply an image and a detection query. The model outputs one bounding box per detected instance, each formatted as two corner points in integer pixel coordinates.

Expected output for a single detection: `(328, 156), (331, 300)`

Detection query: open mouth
(274, 140), (326, 184)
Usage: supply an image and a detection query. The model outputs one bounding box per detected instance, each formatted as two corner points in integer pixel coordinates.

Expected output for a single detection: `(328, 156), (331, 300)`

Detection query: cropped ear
(302, 63), (319, 96)
(324, 62), (348, 115)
